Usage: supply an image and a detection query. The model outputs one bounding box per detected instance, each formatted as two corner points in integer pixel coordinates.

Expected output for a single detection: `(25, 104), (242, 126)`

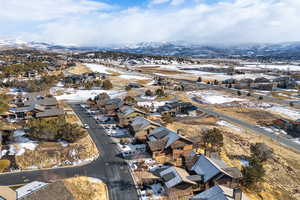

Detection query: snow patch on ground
(240, 159), (249, 167)
(244, 64), (300, 71)
(266, 105), (300, 120)
(188, 90), (246, 104)
(119, 74), (151, 80)
(88, 177), (103, 183)
(55, 89), (124, 102)
(8, 130), (38, 156)
(140, 95), (157, 100)
(216, 120), (241, 132)
(84, 63), (113, 74)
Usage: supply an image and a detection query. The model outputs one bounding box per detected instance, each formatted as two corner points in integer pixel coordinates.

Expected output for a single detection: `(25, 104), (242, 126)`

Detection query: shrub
(250, 143), (273, 162)
(125, 85), (132, 91)
(155, 88), (165, 97)
(124, 96), (136, 105)
(145, 90), (153, 96)
(102, 80), (113, 90)
(242, 158), (265, 187)
(0, 94), (11, 114)
(0, 160), (11, 173)
(28, 117), (87, 142)
(202, 128), (224, 152)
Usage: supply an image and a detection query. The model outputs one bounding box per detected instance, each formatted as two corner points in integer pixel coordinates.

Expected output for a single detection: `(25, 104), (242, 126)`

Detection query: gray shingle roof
(131, 117), (151, 132)
(148, 127), (180, 148)
(159, 167), (196, 188)
(192, 185), (249, 200)
(24, 98), (58, 107)
(191, 155), (242, 183)
(36, 108), (64, 118)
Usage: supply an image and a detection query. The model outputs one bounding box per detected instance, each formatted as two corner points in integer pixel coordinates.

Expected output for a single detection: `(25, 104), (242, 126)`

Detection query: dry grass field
(16, 135), (99, 169)
(66, 63), (92, 75)
(64, 176), (108, 200)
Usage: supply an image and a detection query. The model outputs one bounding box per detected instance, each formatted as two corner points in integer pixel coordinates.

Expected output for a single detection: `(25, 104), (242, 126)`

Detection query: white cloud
(149, 0), (170, 5)
(170, 0), (185, 6)
(0, 0), (112, 21)
(1, 0), (300, 46)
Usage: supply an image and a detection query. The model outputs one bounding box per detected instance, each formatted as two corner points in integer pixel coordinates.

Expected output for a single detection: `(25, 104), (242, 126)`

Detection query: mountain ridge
(1, 39), (300, 59)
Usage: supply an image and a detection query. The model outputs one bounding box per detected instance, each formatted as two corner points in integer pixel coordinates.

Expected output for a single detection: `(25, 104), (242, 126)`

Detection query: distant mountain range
(1, 39), (300, 60)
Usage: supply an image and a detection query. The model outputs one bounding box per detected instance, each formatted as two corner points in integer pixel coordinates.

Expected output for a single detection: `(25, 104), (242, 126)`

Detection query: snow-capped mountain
(1, 39), (300, 60)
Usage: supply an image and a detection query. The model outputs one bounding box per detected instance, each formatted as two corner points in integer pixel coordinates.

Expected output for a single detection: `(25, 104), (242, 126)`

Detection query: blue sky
(0, 0), (299, 46)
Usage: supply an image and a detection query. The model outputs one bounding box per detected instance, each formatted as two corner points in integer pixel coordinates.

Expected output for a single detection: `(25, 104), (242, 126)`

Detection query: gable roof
(10, 104), (45, 113)
(191, 154), (242, 183)
(159, 167), (196, 188)
(119, 106), (136, 116)
(148, 137), (168, 152)
(131, 117), (152, 132)
(192, 185), (249, 200)
(35, 108), (65, 118)
(24, 97), (58, 107)
(148, 127), (180, 149)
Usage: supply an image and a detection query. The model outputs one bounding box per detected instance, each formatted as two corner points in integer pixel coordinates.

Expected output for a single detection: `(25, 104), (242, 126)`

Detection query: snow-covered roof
(16, 181), (48, 199)
(192, 185), (250, 200)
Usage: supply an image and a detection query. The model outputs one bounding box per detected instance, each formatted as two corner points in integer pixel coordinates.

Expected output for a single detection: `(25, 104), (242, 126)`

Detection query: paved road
(0, 104), (139, 200)
(193, 100), (300, 152)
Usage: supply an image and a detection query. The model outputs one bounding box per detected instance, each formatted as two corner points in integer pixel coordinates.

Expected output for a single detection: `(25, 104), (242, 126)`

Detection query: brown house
(117, 106), (146, 127)
(158, 166), (197, 200)
(129, 116), (160, 141)
(106, 98), (123, 116)
(147, 127), (194, 165)
(189, 154), (242, 190)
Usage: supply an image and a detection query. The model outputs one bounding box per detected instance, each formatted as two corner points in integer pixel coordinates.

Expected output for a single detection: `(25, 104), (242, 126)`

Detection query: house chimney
(233, 188), (242, 200)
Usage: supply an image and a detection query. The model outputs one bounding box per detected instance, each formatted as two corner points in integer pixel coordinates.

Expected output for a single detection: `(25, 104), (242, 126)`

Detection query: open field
(66, 63), (93, 75)
(64, 176), (108, 200)
(15, 135), (99, 170)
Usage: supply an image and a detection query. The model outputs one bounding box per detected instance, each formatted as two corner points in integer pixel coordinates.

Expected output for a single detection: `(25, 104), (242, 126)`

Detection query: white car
(83, 124), (90, 129)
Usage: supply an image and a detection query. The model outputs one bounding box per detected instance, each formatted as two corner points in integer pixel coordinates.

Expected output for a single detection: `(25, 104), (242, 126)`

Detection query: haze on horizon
(0, 0), (299, 47)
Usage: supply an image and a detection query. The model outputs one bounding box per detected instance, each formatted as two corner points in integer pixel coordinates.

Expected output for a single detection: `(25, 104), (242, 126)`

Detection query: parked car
(83, 124), (90, 129)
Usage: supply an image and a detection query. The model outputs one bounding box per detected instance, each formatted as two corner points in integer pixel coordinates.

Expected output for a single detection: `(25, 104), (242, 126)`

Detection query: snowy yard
(137, 101), (167, 110)
(119, 74), (151, 80)
(243, 64), (300, 71)
(266, 105), (300, 120)
(85, 63), (151, 81)
(84, 63), (118, 74)
(1, 130), (38, 157)
(55, 89), (124, 102)
(187, 90), (246, 104)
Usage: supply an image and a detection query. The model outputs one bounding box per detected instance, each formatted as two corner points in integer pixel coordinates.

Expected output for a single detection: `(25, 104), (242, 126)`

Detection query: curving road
(193, 101), (300, 152)
(0, 104), (139, 200)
